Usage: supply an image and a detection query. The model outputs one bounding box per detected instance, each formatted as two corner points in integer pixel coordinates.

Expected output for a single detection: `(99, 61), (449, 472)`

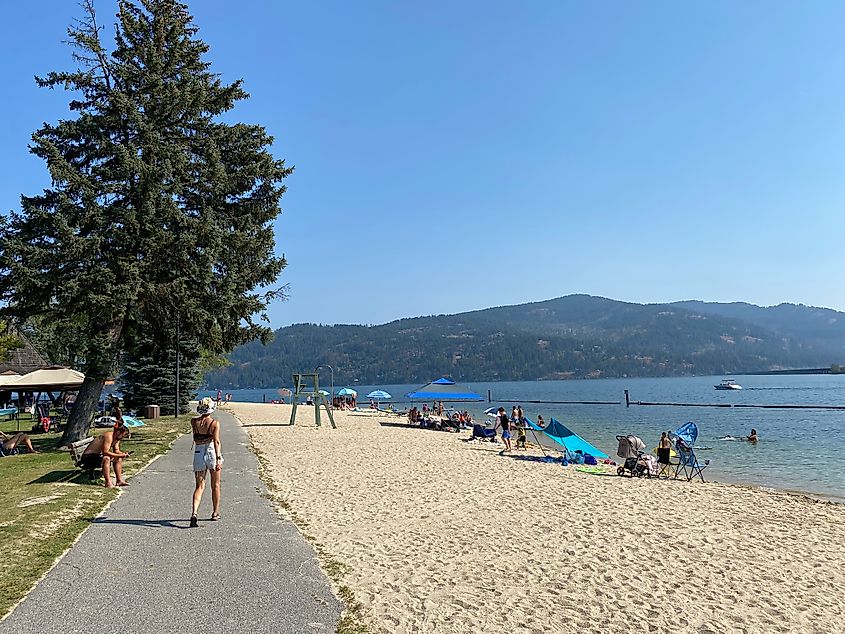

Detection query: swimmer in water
(747, 428), (758, 442)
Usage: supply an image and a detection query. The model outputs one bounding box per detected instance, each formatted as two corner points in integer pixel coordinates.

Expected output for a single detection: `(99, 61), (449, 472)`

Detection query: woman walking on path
(190, 397), (222, 528)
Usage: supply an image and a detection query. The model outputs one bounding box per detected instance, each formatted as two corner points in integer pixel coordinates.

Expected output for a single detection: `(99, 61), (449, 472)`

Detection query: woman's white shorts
(193, 443), (219, 472)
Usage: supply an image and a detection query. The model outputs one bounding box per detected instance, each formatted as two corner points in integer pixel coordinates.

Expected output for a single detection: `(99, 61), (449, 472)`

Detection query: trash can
(146, 404), (160, 419)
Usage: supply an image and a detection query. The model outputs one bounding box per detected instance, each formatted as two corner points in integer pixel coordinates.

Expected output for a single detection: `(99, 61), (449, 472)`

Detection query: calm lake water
(200, 375), (845, 501)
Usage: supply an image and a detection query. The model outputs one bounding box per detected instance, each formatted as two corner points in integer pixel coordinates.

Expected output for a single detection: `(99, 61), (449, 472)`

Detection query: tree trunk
(59, 376), (106, 445)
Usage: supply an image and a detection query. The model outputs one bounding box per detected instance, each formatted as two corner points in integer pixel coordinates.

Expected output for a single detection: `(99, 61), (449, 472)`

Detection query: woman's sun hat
(197, 397), (216, 415)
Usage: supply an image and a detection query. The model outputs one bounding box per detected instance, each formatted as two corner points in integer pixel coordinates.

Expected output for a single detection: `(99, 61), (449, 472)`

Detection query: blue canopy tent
(405, 378), (483, 401)
(525, 417), (608, 460)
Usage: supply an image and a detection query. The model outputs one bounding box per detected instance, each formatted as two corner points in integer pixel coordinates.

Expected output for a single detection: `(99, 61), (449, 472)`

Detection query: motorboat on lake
(715, 378), (742, 390)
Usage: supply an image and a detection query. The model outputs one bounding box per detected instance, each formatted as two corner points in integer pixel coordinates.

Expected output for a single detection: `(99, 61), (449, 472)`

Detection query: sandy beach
(226, 402), (845, 634)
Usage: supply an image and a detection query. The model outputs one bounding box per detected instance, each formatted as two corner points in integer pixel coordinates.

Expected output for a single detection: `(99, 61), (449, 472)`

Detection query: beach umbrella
(337, 388), (358, 397)
(366, 389), (391, 408)
(484, 407), (498, 415)
(366, 390), (391, 399)
(405, 377), (483, 401)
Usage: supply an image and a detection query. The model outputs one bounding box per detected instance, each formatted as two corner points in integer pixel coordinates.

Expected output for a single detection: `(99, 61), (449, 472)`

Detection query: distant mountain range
(204, 295), (845, 388)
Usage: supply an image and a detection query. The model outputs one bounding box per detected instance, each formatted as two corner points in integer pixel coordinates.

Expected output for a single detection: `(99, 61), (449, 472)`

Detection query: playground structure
(289, 372), (336, 428)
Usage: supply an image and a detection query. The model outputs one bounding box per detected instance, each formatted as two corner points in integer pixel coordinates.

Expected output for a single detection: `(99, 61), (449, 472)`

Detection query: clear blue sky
(3, 1), (845, 328)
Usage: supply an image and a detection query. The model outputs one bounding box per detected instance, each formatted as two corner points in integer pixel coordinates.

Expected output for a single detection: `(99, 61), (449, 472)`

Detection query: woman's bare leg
(210, 469), (221, 517)
(6, 433), (38, 453)
(192, 471), (206, 517)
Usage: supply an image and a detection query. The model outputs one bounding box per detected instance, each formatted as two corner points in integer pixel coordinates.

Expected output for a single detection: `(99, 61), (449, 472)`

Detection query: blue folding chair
(670, 422), (710, 482)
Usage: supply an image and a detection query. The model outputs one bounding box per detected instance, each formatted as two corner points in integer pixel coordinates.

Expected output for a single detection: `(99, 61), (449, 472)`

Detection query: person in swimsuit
(747, 428), (758, 442)
(495, 407), (512, 452)
(190, 397), (222, 527)
(80, 425), (131, 487)
(0, 430), (39, 455)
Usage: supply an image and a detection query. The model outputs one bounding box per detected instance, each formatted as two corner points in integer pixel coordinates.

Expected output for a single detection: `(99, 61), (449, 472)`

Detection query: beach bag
(584, 454), (597, 466)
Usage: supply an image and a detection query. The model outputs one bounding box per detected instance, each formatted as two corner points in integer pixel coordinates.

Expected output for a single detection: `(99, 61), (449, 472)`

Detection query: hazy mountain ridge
(671, 300), (845, 352)
(205, 295), (843, 388)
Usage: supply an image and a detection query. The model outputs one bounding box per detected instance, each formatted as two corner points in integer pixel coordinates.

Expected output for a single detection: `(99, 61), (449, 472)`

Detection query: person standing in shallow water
(190, 397), (222, 527)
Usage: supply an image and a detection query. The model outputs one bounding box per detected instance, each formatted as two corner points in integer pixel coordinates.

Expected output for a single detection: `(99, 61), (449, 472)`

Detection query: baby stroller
(615, 435), (656, 478)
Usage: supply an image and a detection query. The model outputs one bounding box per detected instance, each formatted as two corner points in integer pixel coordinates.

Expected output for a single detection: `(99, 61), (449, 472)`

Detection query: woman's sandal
(210, 513), (220, 521)
(190, 515), (198, 528)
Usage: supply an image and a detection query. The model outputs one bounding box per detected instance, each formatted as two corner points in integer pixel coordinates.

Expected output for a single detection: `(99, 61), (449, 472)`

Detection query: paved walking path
(2, 411), (341, 634)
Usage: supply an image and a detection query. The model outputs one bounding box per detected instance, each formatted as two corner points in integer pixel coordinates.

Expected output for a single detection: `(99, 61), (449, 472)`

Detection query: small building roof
(0, 330), (49, 375)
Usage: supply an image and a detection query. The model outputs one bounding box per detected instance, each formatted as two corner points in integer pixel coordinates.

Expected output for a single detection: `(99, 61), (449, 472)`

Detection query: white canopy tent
(0, 371), (21, 388)
(6, 367), (85, 392)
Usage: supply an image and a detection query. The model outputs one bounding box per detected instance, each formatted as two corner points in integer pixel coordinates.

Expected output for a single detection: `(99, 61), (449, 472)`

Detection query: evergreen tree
(0, 323), (22, 363)
(119, 328), (202, 416)
(0, 0), (290, 443)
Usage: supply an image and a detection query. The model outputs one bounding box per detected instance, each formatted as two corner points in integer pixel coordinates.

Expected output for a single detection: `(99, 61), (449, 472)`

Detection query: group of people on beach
(492, 405), (536, 452)
(332, 396), (357, 409)
(407, 406), (474, 432)
(215, 390), (233, 406)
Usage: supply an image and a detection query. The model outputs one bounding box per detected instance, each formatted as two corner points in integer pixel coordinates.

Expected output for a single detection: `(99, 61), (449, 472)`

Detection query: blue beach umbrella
(366, 390), (391, 399)
(366, 390), (391, 408)
(337, 388), (358, 397)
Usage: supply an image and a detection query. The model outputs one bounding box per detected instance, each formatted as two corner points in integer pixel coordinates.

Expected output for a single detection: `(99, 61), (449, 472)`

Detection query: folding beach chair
(670, 422), (709, 482)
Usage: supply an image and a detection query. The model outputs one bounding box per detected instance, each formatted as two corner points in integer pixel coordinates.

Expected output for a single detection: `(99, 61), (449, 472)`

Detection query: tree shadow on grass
(28, 470), (94, 485)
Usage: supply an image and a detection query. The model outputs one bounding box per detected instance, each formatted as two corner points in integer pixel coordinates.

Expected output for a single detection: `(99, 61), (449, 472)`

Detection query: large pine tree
(119, 327), (202, 416)
(0, 0), (290, 443)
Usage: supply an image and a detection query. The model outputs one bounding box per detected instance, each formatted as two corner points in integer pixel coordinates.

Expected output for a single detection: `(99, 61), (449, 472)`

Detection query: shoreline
(212, 396), (842, 501)
(228, 402), (845, 634)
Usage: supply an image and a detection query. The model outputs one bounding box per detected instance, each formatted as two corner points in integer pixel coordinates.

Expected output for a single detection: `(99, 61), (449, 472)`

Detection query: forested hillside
(205, 295), (842, 388)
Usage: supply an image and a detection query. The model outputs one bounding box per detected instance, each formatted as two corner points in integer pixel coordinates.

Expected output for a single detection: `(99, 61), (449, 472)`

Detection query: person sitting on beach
(495, 407), (513, 452)
(80, 424), (131, 488)
(0, 430), (39, 455)
(747, 428), (758, 442)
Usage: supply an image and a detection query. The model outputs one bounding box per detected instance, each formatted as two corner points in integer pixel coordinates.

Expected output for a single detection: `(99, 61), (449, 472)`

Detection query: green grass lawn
(0, 414), (191, 617)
